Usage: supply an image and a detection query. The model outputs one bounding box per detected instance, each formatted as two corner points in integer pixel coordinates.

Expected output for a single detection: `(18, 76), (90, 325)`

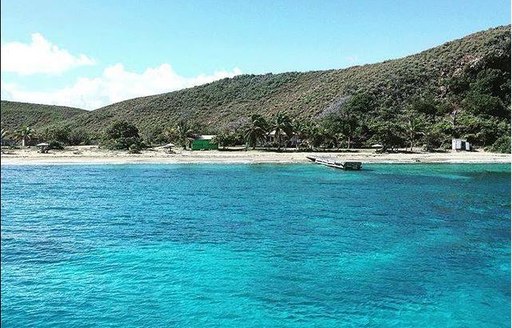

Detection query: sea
(1, 163), (510, 327)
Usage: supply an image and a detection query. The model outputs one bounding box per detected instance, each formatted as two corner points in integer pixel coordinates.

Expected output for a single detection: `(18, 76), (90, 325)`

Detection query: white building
(452, 138), (471, 151)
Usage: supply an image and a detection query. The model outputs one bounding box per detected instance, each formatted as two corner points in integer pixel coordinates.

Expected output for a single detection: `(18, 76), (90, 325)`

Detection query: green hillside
(1, 101), (87, 131)
(1, 25), (510, 151)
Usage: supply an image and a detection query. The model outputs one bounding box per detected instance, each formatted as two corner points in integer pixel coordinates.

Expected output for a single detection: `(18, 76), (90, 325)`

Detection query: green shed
(191, 135), (218, 150)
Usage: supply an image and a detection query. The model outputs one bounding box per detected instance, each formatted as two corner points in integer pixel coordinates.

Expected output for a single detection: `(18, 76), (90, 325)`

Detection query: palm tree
(405, 116), (425, 151)
(244, 114), (268, 149)
(292, 119), (309, 149)
(271, 112), (293, 151)
(1, 128), (8, 145)
(175, 121), (194, 149)
(298, 121), (324, 150)
(162, 126), (178, 143)
(342, 114), (358, 149)
(16, 126), (33, 147)
(1, 128), (8, 150)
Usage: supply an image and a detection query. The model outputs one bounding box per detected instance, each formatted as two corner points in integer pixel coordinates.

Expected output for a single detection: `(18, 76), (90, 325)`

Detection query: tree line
(1, 97), (509, 154)
(1, 65), (509, 153)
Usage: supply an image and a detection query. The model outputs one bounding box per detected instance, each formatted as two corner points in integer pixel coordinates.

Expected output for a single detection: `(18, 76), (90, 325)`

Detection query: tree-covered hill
(1, 25), (510, 151)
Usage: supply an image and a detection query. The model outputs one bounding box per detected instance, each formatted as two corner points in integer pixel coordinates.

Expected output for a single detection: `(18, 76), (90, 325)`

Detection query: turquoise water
(1, 163), (510, 327)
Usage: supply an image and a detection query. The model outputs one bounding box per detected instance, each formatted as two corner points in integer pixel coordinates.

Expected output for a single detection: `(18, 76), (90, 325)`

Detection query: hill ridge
(1, 25), (510, 151)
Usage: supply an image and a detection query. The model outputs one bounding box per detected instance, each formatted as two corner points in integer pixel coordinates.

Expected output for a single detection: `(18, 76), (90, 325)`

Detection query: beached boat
(306, 156), (362, 170)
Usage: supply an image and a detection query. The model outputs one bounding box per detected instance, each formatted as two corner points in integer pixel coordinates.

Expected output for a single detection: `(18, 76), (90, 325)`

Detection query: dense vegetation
(1, 25), (510, 152)
(103, 121), (144, 153)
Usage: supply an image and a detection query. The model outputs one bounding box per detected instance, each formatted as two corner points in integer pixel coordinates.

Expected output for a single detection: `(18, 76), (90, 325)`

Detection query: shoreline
(1, 146), (510, 165)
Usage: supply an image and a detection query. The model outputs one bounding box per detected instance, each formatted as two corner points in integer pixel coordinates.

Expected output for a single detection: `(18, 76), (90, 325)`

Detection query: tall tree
(404, 115), (425, 151)
(104, 121), (142, 150)
(292, 119), (316, 150)
(370, 121), (405, 152)
(271, 112), (293, 151)
(1, 128), (8, 146)
(410, 96), (440, 123)
(16, 126), (33, 147)
(322, 111), (359, 149)
(175, 120), (194, 149)
(244, 114), (268, 149)
(297, 121), (325, 149)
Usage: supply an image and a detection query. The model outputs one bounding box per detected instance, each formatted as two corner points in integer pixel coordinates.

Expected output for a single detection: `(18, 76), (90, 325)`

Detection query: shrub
(68, 129), (91, 145)
(48, 140), (64, 150)
(41, 126), (70, 144)
(489, 135), (511, 153)
(128, 143), (142, 154)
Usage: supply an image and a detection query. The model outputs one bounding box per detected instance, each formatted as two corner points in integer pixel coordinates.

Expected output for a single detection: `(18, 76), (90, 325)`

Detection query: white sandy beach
(1, 145), (510, 165)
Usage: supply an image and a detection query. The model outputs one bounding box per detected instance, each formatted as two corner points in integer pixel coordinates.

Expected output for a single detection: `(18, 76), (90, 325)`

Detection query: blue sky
(1, 0), (510, 110)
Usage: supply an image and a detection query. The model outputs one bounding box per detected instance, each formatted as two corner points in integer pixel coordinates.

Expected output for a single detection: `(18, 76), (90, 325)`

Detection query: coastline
(1, 146), (510, 165)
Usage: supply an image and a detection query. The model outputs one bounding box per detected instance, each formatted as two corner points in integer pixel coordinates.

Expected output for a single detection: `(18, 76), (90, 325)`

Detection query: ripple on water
(1, 163), (510, 327)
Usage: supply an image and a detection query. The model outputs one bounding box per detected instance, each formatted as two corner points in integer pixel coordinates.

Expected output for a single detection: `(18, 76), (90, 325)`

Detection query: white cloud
(1, 33), (95, 75)
(1, 63), (242, 110)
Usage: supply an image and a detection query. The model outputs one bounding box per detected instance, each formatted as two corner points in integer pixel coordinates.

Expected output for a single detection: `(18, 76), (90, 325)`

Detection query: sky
(1, 0), (510, 110)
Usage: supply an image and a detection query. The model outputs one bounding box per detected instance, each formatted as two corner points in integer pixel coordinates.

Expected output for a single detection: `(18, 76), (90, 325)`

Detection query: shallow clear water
(1, 163), (510, 327)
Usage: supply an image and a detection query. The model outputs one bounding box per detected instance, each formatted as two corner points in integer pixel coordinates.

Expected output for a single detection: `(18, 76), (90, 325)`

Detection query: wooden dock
(306, 156), (362, 170)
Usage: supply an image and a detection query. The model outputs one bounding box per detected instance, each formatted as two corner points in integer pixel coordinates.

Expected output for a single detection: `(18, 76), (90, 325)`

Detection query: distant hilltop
(1, 25), (510, 151)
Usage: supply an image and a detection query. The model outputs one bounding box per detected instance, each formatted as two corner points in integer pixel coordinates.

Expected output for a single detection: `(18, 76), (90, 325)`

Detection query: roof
(195, 135), (216, 140)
